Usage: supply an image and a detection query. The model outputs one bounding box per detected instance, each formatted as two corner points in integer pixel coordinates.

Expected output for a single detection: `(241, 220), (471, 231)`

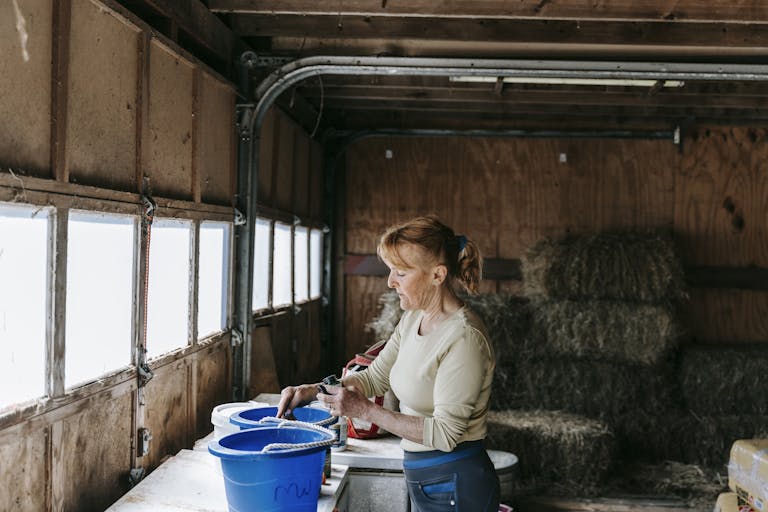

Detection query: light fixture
(449, 76), (685, 88)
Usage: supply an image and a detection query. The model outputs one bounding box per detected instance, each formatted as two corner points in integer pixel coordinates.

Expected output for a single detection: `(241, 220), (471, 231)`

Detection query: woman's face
(383, 243), (438, 311)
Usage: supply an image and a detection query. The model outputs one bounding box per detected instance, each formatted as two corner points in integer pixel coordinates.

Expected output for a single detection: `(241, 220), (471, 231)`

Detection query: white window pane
(294, 226), (309, 303)
(147, 219), (191, 358)
(252, 218), (271, 311)
(65, 211), (135, 388)
(0, 204), (49, 407)
(272, 222), (292, 307)
(198, 221), (229, 339)
(310, 229), (323, 299)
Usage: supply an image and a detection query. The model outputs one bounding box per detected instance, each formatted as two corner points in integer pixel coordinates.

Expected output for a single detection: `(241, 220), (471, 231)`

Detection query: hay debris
(680, 345), (768, 416)
(365, 291), (402, 342)
(610, 460), (727, 508)
(531, 299), (680, 365)
(522, 231), (687, 305)
(486, 409), (616, 493)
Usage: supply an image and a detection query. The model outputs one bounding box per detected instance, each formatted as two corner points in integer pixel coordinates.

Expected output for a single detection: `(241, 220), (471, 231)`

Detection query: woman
(277, 215), (499, 511)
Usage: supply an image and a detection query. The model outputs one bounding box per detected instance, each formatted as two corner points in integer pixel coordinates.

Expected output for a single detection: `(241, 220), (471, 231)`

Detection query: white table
(107, 447), (348, 511)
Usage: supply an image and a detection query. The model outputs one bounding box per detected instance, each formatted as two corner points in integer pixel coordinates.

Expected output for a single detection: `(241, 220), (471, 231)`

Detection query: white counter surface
(108, 447), (347, 511)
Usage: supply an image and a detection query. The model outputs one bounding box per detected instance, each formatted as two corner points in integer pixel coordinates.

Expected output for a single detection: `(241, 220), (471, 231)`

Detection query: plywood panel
(67, 0), (139, 191)
(144, 360), (190, 470)
(293, 135), (310, 217)
(675, 127), (768, 267)
(0, 0), (51, 176)
(198, 73), (234, 205)
(195, 340), (230, 438)
(309, 141), (324, 219)
(345, 276), (389, 360)
(250, 326), (280, 397)
(0, 428), (47, 511)
(269, 313), (295, 386)
(273, 113), (295, 212)
(145, 41), (194, 200)
(686, 289), (768, 344)
(59, 392), (132, 511)
(498, 138), (676, 259)
(257, 107), (276, 206)
(345, 139), (397, 253)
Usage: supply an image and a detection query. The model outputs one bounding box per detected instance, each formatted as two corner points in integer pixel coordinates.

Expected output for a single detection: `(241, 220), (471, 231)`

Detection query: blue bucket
(229, 406), (332, 430)
(208, 426), (334, 512)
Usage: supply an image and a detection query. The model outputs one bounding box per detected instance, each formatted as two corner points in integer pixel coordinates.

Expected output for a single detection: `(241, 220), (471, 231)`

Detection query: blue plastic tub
(208, 426), (334, 512)
(229, 406), (332, 430)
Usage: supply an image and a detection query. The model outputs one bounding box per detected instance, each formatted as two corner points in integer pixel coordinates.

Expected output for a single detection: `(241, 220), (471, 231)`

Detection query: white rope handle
(256, 418), (335, 453)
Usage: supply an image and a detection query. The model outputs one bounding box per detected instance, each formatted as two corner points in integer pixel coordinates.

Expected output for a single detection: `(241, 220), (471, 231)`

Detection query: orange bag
(342, 340), (399, 439)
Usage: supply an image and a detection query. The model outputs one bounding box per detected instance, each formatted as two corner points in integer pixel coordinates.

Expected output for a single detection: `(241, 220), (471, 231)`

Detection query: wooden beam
(114, 0), (239, 68)
(209, 0), (768, 24)
(297, 84), (768, 110)
(271, 36), (768, 60)
(232, 15), (768, 49)
(50, 0), (72, 183)
(344, 254), (768, 290)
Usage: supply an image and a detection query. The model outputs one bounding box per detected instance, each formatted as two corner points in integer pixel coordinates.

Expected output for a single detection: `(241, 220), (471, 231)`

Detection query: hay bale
(679, 344), (768, 415)
(522, 231), (687, 305)
(463, 294), (534, 365)
(493, 357), (680, 420)
(486, 409), (616, 493)
(366, 292), (535, 366)
(532, 299), (681, 365)
(616, 411), (768, 468)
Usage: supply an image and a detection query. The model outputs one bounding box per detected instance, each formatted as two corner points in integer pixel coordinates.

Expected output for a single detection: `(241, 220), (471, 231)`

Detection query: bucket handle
(256, 418), (335, 453)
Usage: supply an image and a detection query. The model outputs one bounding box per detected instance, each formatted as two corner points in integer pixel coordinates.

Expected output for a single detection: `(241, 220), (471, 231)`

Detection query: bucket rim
(229, 406), (332, 429)
(208, 425), (335, 459)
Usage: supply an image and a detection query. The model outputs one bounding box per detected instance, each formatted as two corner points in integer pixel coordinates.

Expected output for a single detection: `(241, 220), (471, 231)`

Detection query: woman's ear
(432, 264), (448, 285)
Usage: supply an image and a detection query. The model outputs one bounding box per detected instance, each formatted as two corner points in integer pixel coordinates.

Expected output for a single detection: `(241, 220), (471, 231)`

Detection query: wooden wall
(341, 129), (768, 359)
(0, 1), (236, 510)
(247, 107), (327, 397)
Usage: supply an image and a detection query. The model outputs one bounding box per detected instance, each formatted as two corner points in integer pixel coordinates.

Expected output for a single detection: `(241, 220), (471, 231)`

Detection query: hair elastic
(456, 235), (467, 252)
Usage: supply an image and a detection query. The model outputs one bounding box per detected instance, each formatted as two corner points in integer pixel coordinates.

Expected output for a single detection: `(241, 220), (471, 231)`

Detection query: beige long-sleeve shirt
(346, 306), (495, 453)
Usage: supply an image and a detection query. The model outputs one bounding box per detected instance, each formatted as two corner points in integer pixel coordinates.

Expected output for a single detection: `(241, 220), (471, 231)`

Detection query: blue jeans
(403, 440), (500, 512)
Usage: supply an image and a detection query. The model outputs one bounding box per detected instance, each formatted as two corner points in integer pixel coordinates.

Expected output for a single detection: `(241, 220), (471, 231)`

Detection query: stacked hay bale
(519, 231), (687, 466)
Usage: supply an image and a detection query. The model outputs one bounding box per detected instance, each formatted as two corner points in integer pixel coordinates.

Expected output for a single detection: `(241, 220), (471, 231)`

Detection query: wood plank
(67, 0), (140, 191)
(58, 393), (133, 511)
(293, 133), (310, 218)
(210, 0), (768, 23)
(51, 0), (71, 183)
(344, 254), (523, 281)
(197, 72), (235, 205)
(232, 15), (768, 48)
(0, 0), (52, 177)
(675, 127), (768, 267)
(686, 288), (768, 343)
(143, 360), (191, 471)
(308, 140), (324, 219)
(144, 40), (194, 200)
(257, 106), (276, 206)
(299, 84), (768, 111)
(272, 36), (768, 60)
(114, 0), (238, 70)
(249, 326), (281, 397)
(0, 428), (47, 511)
(273, 112), (296, 212)
(194, 340), (230, 438)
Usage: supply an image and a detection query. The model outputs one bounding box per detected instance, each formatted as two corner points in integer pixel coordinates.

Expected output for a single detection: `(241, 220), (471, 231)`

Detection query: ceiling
(117, 0), (768, 136)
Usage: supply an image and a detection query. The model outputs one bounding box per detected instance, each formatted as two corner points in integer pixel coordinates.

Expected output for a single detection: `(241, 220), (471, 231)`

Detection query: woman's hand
(316, 385), (370, 419)
(276, 384), (319, 418)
